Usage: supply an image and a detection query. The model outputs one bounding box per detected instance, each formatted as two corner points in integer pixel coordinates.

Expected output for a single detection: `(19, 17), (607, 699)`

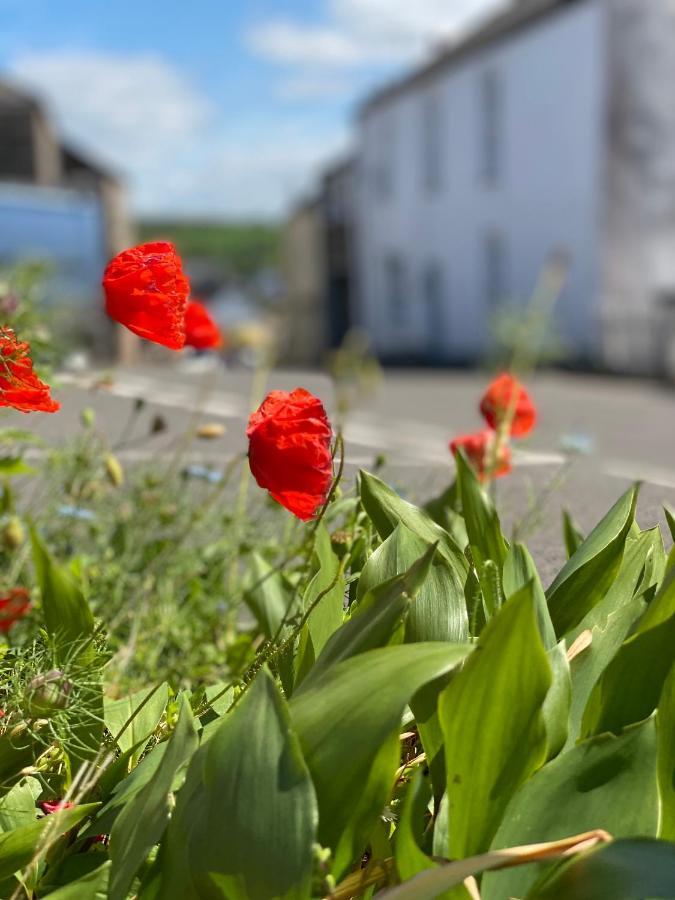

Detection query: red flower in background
(0, 329), (59, 413)
(0, 588), (31, 632)
(450, 430), (512, 482)
(184, 300), (223, 350)
(102, 242), (189, 350)
(39, 799), (74, 816)
(247, 388), (333, 520)
(480, 373), (536, 438)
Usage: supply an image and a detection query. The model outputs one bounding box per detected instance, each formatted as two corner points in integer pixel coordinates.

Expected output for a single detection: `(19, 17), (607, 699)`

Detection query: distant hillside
(137, 221), (280, 279)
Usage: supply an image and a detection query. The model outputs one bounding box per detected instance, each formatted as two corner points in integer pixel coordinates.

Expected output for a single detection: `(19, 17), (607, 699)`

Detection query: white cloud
(248, 0), (501, 69)
(7, 50), (345, 217)
(276, 73), (354, 101)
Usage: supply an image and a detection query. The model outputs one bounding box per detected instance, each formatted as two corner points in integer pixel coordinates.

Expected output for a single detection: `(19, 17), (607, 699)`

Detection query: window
(384, 254), (408, 326)
(373, 115), (396, 201)
(484, 232), (507, 308)
(479, 70), (502, 185)
(421, 92), (442, 193)
(423, 262), (446, 357)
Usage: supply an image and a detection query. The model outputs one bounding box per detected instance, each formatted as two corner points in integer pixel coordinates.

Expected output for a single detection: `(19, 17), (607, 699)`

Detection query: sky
(0, 0), (499, 220)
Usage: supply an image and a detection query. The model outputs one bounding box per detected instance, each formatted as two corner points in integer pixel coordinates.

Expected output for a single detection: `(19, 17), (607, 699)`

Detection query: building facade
(353, 0), (675, 374)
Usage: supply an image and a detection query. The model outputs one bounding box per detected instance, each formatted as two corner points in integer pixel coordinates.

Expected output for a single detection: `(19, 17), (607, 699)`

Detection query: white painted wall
(355, 0), (606, 363)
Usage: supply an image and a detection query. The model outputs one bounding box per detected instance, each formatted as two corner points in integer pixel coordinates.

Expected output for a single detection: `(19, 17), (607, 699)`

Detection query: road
(20, 361), (675, 583)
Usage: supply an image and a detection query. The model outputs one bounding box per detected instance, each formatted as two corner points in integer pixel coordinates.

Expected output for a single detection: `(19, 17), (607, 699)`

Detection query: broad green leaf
(455, 450), (508, 616)
(0, 803), (98, 882)
(290, 643), (472, 871)
(542, 641), (571, 759)
(395, 771), (436, 883)
(31, 528), (95, 650)
(299, 543), (437, 689)
(357, 524), (468, 643)
(294, 524), (344, 687)
(244, 553), (297, 639)
(546, 485), (638, 636)
(160, 669), (317, 900)
(482, 718), (659, 900)
(562, 508), (584, 558)
(108, 695), (198, 900)
(439, 587), (551, 860)
(42, 862), (110, 899)
(503, 542), (556, 648)
(657, 664), (675, 839)
(634, 557), (675, 634)
(359, 471), (468, 581)
(423, 482), (468, 550)
(528, 838), (675, 900)
(581, 612), (675, 737)
(104, 683), (168, 766)
(0, 777), (41, 832)
(564, 529), (655, 745)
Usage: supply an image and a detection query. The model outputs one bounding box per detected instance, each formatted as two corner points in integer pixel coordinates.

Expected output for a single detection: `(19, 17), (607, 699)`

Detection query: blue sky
(0, 0), (496, 219)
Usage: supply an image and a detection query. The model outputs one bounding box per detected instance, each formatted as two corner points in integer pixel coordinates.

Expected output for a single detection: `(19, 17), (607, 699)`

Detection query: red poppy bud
(0, 329), (59, 413)
(0, 587), (31, 633)
(184, 300), (223, 350)
(39, 799), (74, 815)
(450, 430), (512, 481)
(479, 373), (536, 438)
(102, 242), (189, 350)
(247, 388), (333, 521)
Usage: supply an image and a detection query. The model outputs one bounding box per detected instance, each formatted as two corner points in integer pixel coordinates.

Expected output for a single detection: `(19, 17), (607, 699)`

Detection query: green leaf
(104, 683), (168, 766)
(108, 695), (198, 900)
(0, 457), (37, 477)
(300, 543), (438, 689)
(634, 556), (675, 634)
(395, 771), (436, 883)
(0, 803), (98, 882)
(439, 586), (551, 859)
(244, 553), (297, 639)
(290, 643), (472, 873)
(503, 542), (556, 648)
(657, 664), (675, 839)
(542, 641), (571, 759)
(665, 505), (675, 543)
(0, 777), (41, 832)
(581, 611), (675, 737)
(359, 471), (468, 582)
(527, 838), (675, 900)
(358, 524), (468, 643)
(455, 449), (508, 613)
(160, 669), (317, 900)
(562, 508), (584, 558)
(546, 485), (638, 636)
(31, 528), (95, 650)
(564, 530), (654, 746)
(41, 862), (111, 900)
(293, 524), (344, 688)
(481, 718), (659, 900)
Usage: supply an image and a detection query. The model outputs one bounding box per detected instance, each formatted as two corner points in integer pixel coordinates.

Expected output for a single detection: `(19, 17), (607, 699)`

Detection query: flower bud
(80, 407), (96, 428)
(104, 454), (124, 488)
(27, 670), (73, 717)
(3, 517), (24, 550)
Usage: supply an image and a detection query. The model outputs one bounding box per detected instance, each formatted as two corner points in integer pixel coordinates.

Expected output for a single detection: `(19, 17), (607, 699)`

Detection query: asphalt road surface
(17, 361), (675, 584)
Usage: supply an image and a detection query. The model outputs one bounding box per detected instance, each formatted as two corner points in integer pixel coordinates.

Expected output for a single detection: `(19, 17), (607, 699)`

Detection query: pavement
(14, 360), (675, 584)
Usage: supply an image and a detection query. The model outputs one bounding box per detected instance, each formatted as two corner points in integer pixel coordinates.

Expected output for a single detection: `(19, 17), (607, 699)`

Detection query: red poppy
(479, 373), (536, 438)
(450, 430), (512, 481)
(102, 242), (189, 350)
(184, 300), (223, 350)
(247, 388), (333, 520)
(40, 799), (74, 815)
(0, 329), (59, 413)
(0, 587), (31, 633)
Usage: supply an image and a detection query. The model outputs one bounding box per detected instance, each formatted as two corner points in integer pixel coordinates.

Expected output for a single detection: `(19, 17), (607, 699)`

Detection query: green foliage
(137, 220), (280, 280)
(0, 408), (671, 900)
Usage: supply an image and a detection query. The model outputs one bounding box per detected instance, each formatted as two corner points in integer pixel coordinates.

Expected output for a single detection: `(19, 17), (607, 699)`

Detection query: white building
(353, 0), (675, 374)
